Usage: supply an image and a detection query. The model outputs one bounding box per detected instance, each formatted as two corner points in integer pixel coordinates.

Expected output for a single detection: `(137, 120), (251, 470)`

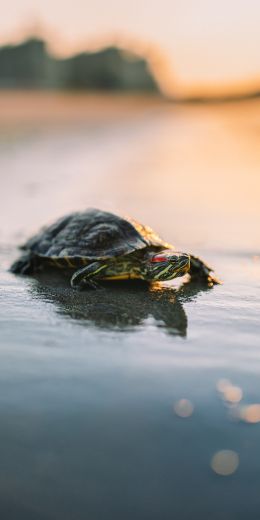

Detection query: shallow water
(1, 94), (260, 519)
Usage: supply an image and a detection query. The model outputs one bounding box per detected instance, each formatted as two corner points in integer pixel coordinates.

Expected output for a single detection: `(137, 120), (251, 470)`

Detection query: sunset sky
(1, 0), (260, 97)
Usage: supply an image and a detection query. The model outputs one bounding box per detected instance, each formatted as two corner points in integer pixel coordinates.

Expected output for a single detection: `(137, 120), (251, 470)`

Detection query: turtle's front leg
(70, 261), (107, 290)
(189, 254), (220, 285)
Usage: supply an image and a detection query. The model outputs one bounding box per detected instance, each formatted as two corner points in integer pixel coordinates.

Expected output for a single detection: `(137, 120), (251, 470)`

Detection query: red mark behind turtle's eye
(151, 255), (168, 263)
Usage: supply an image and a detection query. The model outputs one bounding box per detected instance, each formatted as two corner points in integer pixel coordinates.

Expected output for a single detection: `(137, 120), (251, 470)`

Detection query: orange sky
(1, 0), (260, 97)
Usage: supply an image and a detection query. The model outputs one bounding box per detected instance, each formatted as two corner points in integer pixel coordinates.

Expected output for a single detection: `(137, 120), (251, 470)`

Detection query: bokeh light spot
(216, 380), (243, 404)
(211, 450), (239, 476)
(223, 385), (243, 404)
(240, 404), (260, 423)
(174, 399), (194, 418)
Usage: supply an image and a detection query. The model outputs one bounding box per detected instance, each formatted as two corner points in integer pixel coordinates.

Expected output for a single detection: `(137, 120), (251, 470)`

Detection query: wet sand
(1, 93), (260, 519)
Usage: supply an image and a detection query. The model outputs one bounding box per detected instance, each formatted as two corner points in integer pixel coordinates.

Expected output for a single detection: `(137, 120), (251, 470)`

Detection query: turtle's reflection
(30, 270), (213, 337)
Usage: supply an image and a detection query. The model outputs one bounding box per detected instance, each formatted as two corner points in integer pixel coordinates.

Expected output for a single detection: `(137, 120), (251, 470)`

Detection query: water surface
(1, 94), (260, 519)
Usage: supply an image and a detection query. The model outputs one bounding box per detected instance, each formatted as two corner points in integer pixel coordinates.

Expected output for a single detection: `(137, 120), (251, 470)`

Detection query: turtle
(10, 208), (219, 289)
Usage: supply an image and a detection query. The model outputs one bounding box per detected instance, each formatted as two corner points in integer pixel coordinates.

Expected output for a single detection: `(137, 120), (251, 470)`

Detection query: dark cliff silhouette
(0, 38), (159, 92)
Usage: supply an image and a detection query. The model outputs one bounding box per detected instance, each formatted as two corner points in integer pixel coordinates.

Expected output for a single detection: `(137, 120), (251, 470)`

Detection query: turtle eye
(151, 255), (168, 263)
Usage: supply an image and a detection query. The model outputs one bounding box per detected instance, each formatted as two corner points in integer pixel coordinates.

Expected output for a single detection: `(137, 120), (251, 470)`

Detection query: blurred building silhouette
(0, 38), (159, 92)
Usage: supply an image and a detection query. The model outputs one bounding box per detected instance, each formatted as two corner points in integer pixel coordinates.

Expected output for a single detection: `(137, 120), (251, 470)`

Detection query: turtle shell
(21, 208), (171, 261)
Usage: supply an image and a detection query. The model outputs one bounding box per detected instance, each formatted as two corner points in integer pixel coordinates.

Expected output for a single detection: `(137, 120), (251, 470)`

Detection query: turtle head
(145, 250), (190, 282)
